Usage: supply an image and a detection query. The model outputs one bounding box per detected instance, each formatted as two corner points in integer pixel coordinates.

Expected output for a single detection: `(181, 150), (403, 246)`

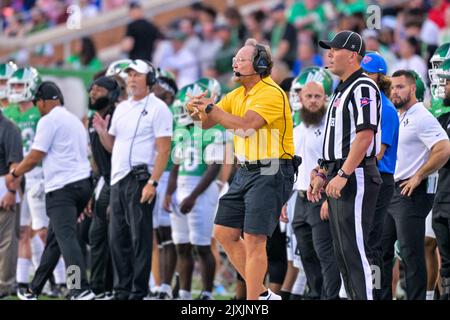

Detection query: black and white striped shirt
(322, 69), (381, 161)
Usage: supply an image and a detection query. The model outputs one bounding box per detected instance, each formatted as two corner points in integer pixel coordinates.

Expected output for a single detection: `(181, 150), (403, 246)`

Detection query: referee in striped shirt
(308, 31), (382, 300)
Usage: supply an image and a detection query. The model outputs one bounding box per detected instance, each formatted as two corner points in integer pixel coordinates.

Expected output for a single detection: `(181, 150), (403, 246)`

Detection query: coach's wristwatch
(9, 168), (19, 178)
(147, 179), (159, 187)
(337, 169), (350, 179)
(205, 103), (215, 114)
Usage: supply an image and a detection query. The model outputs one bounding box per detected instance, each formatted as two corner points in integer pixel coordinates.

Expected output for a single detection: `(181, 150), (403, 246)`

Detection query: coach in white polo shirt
(9, 81), (94, 300)
(93, 59), (172, 300)
(381, 70), (450, 300)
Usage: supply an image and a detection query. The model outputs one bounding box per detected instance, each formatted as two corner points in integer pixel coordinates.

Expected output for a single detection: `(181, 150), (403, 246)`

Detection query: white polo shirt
(32, 106), (91, 193)
(395, 102), (448, 181)
(109, 93), (173, 185)
(294, 118), (326, 191)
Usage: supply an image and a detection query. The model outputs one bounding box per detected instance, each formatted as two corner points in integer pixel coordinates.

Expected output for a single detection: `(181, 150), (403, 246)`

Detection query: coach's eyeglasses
(232, 57), (252, 64)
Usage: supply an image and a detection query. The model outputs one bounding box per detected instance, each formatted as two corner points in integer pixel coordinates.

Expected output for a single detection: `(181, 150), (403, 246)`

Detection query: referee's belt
(239, 159), (293, 171)
(318, 157), (377, 170)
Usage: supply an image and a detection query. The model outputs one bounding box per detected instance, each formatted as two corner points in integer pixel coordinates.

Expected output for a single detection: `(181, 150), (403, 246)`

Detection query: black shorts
(215, 163), (294, 237)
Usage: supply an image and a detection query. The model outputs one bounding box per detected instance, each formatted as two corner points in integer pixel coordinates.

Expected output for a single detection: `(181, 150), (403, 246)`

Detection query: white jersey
(294, 117), (326, 191)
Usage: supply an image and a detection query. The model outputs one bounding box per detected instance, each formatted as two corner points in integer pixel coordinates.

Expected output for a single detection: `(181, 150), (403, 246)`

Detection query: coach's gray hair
(244, 38), (273, 76)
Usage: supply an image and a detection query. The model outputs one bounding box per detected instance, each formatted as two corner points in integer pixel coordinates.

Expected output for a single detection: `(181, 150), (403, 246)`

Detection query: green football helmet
(408, 70), (425, 102)
(431, 58), (450, 116)
(429, 43), (450, 99)
(173, 77), (222, 127)
(7, 67), (41, 103)
(0, 62), (18, 100)
(289, 66), (333, 111)
(434, 58), (450, 99)
(156, 67), (176, 81)
(105, 59), (132, 81)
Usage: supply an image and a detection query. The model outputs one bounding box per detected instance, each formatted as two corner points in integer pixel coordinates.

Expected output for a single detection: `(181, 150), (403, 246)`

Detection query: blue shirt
(378, 92), (399, 174)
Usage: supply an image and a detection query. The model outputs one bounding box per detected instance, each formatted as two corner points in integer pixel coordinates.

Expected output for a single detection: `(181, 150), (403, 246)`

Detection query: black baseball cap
(319, 30), (366, 56)
(34, 81), (64, 103)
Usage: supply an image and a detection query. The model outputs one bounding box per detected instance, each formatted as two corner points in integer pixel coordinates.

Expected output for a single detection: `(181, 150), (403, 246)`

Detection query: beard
(443, 90), (450, 106)
(300, 105), (326, 126)
(392, 95), (411, 110)
(89, 96), (111, 111)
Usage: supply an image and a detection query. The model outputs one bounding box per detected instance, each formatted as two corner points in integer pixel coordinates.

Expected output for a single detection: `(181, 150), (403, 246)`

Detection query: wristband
(315, 172), (327, 181)
(7, 189), (16, 195)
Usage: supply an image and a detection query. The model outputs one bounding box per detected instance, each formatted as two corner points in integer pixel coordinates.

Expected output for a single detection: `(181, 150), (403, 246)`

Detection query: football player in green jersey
(429, 43), (450, 117)
(6, 67), (66, 296)
(165, 78), (225, 300)
(0, 62), (18, 110)
(289, 66), (333, 127)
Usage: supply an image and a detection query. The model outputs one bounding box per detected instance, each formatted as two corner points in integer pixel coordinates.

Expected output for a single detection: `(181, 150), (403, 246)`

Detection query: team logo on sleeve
(360, 97), (372, 107)
(332, 98), (341, 108)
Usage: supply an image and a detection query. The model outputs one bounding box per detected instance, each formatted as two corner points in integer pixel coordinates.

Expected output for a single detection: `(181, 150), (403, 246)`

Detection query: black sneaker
(47, 284), (67, 299)
(69, 290), (95, 300)
(17, 288), (38, 300)
(195, 292), (214, 300)
(95, 291), (114, 300)
(157, 291), (173, 300)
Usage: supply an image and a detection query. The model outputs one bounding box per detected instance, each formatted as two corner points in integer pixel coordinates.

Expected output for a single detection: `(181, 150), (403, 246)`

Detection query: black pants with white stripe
(381, 180), (434, 300)
(326, 163), (381, 300)
(367, 172), (395, 300)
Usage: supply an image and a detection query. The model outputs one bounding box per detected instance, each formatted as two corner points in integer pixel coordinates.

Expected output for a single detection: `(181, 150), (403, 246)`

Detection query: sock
(149, 272), (155, 290)
(292, 272), (307, 295)
(426, 290), (435, 300)
(16, 258), (31, 284)
(53, 257), (66, 284)
(160, 283), (172, 295)
(30, 234), (44, 271)
(179, 289), (192, 300)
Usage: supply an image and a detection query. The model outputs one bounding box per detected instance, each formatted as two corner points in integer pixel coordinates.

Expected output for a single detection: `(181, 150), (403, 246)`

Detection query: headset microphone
(235, 71), (258, 77)
(324, 66), (329, 69)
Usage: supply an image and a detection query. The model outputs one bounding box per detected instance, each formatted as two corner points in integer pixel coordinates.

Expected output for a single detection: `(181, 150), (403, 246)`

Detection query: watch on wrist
(205, 103), (215, 114)
(147, 179), (158, 187)
(337, 169), (350, 179)
(10, 168), (19, 178)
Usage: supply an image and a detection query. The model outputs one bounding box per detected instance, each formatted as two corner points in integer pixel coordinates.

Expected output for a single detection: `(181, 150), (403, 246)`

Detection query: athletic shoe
(258, 289), (282, 300)
(17, 288), (38, 300)
(143, 289), (160, 300)
(196, 292), (214, 300)
(46, 284), (67, 299)
(157, 291), (173, 300)
(69, 290), (95, 300)
(95, 291), (114, 300)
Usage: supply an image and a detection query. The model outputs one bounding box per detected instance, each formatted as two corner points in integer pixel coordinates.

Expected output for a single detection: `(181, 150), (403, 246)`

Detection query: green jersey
(430, 97), (450, 118)
(3, 104), (41, 155)
(286, 2), (326, 36)
(173, 125), (225, 177)
(292, 110), (301, 128)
